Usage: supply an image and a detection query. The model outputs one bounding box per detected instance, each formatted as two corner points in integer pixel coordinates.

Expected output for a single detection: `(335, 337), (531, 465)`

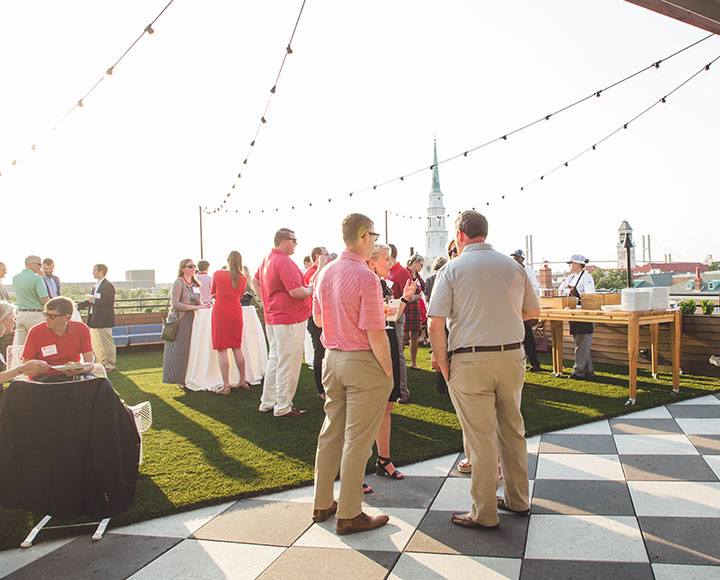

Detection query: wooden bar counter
(538, 308), (682, 405)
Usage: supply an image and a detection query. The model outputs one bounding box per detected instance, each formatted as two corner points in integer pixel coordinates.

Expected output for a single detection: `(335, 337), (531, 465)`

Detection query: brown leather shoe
(496, 498), (530, 515)
(312, 500), (337, 523)
(450, 512), (500, 530)
(336, 512), (389, 535)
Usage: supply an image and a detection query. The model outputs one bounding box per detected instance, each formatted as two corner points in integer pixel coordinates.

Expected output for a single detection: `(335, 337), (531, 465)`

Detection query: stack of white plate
(621, 288), (652, 311)
(650, 287), (670, 310)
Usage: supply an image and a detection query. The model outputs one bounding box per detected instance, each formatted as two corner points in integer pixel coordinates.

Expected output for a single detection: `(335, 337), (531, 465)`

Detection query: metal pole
(385, 210), (388, 243)
(624, 233), (633, 288)
(199, 206), (204, 259)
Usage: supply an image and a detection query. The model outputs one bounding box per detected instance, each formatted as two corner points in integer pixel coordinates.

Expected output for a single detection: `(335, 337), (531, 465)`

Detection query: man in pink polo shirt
(253, 228), (313, 417)
(311, 213), (394, 536)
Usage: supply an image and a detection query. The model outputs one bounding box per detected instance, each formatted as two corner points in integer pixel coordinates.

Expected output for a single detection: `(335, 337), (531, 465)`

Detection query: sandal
(376, 456), (404, 479)
(215, 385), (232, 395)
(362, 481), (373, 494)
(458, 459), (472, 473)
(232, 382), (250, 391)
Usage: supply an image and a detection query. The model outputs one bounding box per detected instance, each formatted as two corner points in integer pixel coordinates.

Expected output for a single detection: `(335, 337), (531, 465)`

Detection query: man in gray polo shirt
(428, 211), (540, 530)
(12, 255), (50, 346)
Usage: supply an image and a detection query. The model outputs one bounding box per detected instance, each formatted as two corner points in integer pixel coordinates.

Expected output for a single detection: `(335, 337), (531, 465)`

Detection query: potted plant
(700, 298), (716, 316)
(679, 298), (697, 315)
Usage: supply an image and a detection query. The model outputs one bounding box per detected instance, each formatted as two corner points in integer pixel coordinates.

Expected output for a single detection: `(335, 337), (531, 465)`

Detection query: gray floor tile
(531, 480), (635, 515)
(405, 511), (529, 558)
(621, 455), (720, 481)
(609, 418), (683, 435)
(668, 405), (720, 419)
(639, 516), (720, 565)
(689, 435), (720, 455)
(539, 434), (617, 454)
(4, 534), (180, 580)
(258, 547), (398, 579)
(520, 559), (653, 579)
(362, 475), (444, 509)
(193, 500), (312, 546)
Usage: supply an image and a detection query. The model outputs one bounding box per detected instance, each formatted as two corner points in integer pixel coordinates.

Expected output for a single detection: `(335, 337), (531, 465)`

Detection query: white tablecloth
(185, 306), (267, 390)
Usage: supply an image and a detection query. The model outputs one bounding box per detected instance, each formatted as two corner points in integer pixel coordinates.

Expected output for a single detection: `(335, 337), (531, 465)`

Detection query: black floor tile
(609, 418), (683, 435)
(258, 547), (398, 579)
(688, 434), (720, 455)
(531, 480), (634, 515)
(405, 510), (529, 558)
(4, 534), (180, 580)
(667, 405), (720, 419)
(362, 475), (444, 509)
(193, 500), (312, 546)
(539, 434), (617, 454)
(520, 559), (653, 579)
(639, 516), (720, 565)
(621, 455), (719, 481)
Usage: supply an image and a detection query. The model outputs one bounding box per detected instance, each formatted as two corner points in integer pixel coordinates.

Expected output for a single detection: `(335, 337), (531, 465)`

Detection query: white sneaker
(709, 355), (720, 367)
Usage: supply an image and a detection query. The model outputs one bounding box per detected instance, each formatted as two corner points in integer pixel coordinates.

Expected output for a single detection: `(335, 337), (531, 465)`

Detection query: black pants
(307, 317), (325, 394)
(523, 320), (540, 368)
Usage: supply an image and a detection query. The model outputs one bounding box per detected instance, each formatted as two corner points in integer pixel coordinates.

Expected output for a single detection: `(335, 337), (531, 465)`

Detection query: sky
(1, 0), (719, 283)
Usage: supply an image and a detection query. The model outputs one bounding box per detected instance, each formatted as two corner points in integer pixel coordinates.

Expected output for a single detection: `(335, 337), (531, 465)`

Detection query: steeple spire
(431, 137), (441, 193)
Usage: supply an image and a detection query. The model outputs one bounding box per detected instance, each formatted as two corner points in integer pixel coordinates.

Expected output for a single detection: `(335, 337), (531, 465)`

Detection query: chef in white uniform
(559, 254), (595, 380)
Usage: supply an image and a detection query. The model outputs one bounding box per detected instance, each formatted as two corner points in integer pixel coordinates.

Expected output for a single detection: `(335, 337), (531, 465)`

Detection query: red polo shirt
(22, 320), (93, 376)
(304, 264), (318, 285)
(387, 262), (412, 299)
(255, 249), (311, 325)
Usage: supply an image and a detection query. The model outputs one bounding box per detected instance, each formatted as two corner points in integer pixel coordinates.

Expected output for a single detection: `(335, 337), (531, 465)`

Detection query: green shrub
(679, 299), (697, 315)
(700, 299), (716, 316)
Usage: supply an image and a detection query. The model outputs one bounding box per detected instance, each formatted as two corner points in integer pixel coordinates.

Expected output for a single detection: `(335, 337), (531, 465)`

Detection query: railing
(113, 297), (169, 313)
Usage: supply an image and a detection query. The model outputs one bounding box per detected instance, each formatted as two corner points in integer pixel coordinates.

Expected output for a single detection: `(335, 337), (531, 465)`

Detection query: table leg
(650, 323), (659, 379)
(671, 310), (681, 394)
(627, 314), (639, 405)
(551, 321), (563, 376)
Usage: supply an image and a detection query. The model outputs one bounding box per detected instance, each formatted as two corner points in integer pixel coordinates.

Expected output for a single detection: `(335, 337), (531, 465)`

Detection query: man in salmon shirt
(311, 213), (394, 535)
(253, 228), (314, 417)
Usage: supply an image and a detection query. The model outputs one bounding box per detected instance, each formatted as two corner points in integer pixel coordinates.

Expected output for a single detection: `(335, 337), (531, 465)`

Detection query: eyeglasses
(364, 231), (381, 242)
(185, 264), (197, 269)
(43, 312), (65, 320)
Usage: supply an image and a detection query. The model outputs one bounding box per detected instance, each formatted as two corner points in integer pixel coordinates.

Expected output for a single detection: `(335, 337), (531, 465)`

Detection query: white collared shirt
(559, 270), (595, 295)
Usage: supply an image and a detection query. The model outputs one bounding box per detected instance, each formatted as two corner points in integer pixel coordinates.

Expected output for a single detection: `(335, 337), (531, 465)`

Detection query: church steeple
(431, 138), (441, 194)
(425, 138), (448, 276)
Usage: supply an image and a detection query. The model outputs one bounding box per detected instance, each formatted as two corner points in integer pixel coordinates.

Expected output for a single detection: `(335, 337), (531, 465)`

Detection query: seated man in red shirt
(22, 297), (95, 382)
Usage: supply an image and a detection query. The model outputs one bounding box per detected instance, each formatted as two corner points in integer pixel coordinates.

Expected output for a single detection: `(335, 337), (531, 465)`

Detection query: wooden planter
(549, 313), (720, 378)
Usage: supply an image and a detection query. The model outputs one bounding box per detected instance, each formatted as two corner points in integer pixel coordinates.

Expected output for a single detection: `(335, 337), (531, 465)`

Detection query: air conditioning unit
(708, 280), (720, 291)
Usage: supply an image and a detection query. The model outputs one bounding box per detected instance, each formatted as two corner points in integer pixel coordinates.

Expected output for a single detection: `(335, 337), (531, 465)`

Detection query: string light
(202, 32), (713, 212)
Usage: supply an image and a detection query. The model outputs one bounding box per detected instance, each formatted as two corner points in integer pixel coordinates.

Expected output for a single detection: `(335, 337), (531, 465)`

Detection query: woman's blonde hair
(227, 250), (244, 289)
(177, 258), (200, 286)
(368, 244), (391, 263)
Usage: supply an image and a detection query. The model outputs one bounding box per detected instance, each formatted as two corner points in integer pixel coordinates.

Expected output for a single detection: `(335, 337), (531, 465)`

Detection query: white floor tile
(535, 454), (625, 480)
(614, 434), (698, 455)
(670, 395), (720, 406)
(628, 481), (720, 517)
(399, 453), (461, 477)
(112, 502), (236, 538)
(704, 455), (720, 479)
(0, 538), (75, 577)
(261, 481), (338, 504)
(524, 515), (648, 562)
(675, 419), (720, 435)
(389, 553), (521, 579)
(526, 436), (541, 455)
(553, 420), (611, 435)
(293, 507), (424, 552)
(652, 563), (720, 579)
(625, 406), (672, 419)
(127, 539), (284, 580)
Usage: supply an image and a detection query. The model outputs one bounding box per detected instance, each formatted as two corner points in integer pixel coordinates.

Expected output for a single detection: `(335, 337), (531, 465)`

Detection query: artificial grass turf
(1, 347), (719, 550)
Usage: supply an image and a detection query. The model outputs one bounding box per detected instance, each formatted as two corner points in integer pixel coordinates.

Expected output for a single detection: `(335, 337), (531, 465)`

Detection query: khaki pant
(260, 322), (306, 416)
(313, 349), (393, 519)
(13, 311), (45, 346)
(448, 349), (529, 526)
(91, 327), (116, 369)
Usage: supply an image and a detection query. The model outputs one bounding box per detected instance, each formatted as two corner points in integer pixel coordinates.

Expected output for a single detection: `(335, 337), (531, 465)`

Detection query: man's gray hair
(24, 255), (41, 267)
(0, 301), (15, 322)
(454, 211), (488, 240)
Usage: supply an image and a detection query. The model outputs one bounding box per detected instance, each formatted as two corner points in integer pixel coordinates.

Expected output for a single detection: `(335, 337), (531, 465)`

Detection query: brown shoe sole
(312, 501), (337, 523)
(336, 515), (389, 535)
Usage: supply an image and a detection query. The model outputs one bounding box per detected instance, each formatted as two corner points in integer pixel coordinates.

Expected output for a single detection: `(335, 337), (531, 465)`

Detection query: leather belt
(452, 342), (522, 355)
(18, 309), (43, 312)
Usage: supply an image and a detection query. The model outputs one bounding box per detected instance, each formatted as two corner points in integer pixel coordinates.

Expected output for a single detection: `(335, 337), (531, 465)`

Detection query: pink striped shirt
(313, 250), (386, 351)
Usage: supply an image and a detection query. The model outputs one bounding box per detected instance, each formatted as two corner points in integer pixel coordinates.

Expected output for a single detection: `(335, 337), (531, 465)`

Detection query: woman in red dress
(211, 250), (248, 393)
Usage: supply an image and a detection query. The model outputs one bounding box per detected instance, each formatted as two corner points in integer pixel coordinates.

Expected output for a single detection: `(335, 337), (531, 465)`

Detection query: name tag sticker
(94, 293), (101, 299)
(192, 287), (200, 294)
(41, 344), (58, 357)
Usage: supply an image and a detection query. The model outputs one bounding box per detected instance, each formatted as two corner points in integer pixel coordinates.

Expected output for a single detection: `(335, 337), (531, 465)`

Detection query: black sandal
(376, 456), (404, 479)
(362, 481), (373, 493)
